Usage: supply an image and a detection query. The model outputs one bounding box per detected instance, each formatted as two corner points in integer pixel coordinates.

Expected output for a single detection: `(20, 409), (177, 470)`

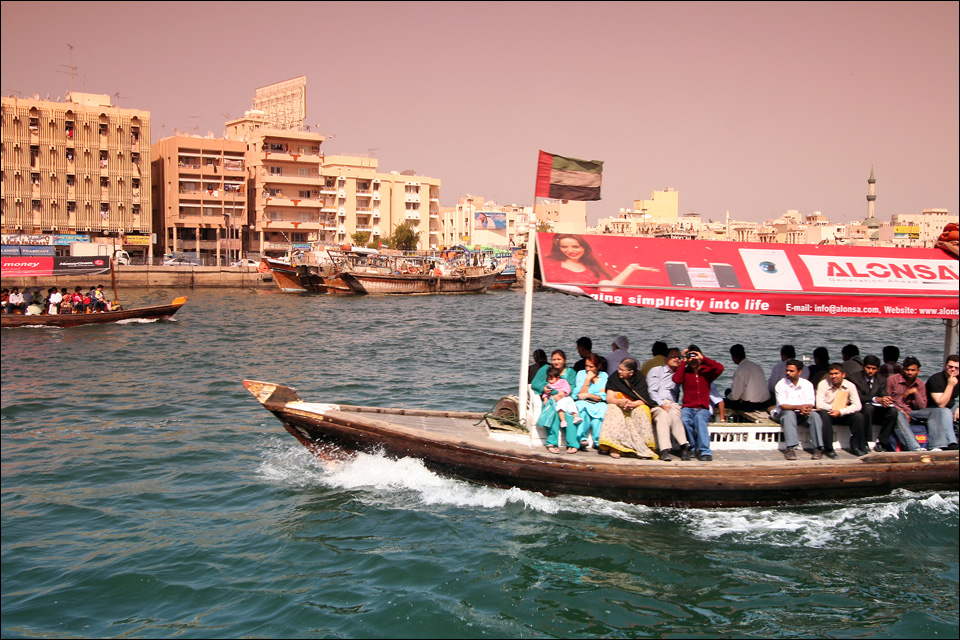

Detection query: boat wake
(258, 438), (959, 543)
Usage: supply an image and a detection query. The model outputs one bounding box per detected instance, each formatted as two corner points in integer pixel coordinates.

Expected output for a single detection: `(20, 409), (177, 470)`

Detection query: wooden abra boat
(3, 297), (187, 328)
(243, 380), (959, 507)
(339, 257), (501, 295)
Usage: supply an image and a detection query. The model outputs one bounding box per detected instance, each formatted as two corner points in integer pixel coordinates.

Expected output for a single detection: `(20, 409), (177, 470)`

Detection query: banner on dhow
(536, 233), (959, 319)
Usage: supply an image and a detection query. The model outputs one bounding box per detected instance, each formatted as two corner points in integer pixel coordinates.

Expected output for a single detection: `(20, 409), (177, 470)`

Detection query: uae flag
(535, 150), (603, 201)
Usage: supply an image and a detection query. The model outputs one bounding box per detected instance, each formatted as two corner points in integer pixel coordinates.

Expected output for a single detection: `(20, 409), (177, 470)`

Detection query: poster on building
(894, 225), (920, 240)
(474, 211), (506, 230)
(0, 256), (112, 277)
(124, 235), (152, 245)
(1, 233), (54, 245)
(1, 245), (56, 256)
(536, 233), (959, 319)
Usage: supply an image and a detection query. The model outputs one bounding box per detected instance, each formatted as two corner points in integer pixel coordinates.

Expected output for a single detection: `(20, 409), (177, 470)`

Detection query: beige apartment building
(222, 111), (443, 254)
(151, 135), (247, 264)
(1, 93), (151, 257)
(225, 112), (326, 256)
(319, 155), (442, 250)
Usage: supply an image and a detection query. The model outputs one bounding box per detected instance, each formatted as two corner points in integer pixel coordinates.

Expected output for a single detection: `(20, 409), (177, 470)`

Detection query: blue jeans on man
(896, 407), (957, 450)
(681, 407), (712, 457)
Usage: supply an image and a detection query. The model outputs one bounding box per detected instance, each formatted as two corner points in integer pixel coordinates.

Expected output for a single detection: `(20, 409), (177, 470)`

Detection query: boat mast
(109, 256), (122, 310)
(517, 225), (537, 426)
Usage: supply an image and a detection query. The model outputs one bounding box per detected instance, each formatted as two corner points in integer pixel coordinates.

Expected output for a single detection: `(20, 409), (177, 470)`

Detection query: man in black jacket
(846, 354), (893, 445)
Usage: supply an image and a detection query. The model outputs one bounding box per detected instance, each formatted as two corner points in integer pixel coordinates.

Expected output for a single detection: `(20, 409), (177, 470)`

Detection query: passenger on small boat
(815, 364), (864, 457)
(604, 335), (633, 375)
(541, 368), (581, 432)
(772, 359), (829, 460)
(646, 348), (693, 461)
(880, 357), (959, 452)
(673, 346), (724, 462)
(572, 336), (592, 372)
(724, 344), (771, 415)
(574, 353), (609, 451)
(599, 358), (657, 460)
(533, 350), (578, 454)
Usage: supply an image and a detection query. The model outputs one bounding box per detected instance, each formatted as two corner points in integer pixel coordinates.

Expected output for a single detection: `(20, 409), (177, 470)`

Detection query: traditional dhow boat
(261, 248), (380, 294)
(3, 297), (187, 328)
(339, 255), (501, 295)
(243, 379), (959, 507)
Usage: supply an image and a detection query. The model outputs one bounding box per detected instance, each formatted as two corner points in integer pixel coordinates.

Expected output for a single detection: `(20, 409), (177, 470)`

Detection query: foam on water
(258, 438), (960, 546)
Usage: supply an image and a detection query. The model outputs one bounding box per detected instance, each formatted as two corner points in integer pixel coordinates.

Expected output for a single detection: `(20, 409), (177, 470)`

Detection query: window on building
(29, 117), (39, 132)
(99, 123), (108, 136)
(66, 175), (75, 186)
(291, 233), (306, 243)
(269, 166), (282, 175)
(299, 190), (311, 198)
(101, 176), (109, 187)
(298, 168), (310, 177)
(30, 146), (39, 167)
(66, 149), (75, 162)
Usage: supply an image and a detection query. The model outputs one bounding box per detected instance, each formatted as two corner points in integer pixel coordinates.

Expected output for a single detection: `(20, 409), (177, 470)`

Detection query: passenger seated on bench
(724, 343), (770, 419)
(772, 359), (827, 461)
(646, 347), (692, 461)
(542, 367), (581, 430)
(878, 356), (955, 452)
(768, 345), (808, 397)
(816, 363), (867, 457)
(533, 350), (578, 454)
(927, 354), (959, 423)
(879, 345), (903, 378)
(923, 355), (959, 451)
(673, 345), (723, 462)
(847, 355), (893, 444)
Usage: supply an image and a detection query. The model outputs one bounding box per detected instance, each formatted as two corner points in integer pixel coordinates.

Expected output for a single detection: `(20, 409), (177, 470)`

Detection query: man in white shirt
(725, 344), (770, 417)
(815, 363), (866, 457)
(768, 344), (809, 396)
(772, 359), (827, 461)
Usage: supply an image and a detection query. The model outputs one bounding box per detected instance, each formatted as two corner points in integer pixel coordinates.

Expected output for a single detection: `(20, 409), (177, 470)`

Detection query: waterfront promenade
(0, 265), (275, 290)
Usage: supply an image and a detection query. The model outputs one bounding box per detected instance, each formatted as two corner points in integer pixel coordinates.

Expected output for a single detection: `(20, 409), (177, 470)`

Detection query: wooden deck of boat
(301, 403), (893, 467)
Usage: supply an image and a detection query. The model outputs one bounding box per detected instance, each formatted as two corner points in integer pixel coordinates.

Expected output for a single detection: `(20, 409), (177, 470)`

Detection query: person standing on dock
(772, 360), (827, 460)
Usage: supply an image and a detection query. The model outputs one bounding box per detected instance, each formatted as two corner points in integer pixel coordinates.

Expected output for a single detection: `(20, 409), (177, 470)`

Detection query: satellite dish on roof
(400, 169), (417, 176)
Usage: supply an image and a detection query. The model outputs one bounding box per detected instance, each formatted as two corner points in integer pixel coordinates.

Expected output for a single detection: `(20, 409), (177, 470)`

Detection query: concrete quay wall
(1, 266), (276, 290)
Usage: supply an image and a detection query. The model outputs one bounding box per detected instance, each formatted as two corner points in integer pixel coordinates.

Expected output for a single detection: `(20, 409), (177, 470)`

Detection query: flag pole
(517, 225), (537, 427)
(517, 161), (541, 428)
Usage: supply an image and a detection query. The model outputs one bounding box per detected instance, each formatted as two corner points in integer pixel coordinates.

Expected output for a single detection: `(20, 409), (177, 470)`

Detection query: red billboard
(537, 233), (959, 319)
(1, 256), (112, 277)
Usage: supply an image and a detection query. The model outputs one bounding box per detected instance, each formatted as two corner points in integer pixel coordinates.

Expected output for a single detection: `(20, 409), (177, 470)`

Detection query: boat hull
(243, 380), (960, 508)
(340, 271), (498, 295)
(2, 298), (187, 328)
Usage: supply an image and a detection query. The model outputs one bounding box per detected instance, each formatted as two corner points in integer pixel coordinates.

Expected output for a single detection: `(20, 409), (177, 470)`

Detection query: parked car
(162, 256), (201, 266)
(231, 258), (261, 268)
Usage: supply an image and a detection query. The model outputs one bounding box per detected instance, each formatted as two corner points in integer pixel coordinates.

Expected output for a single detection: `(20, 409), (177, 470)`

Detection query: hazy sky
(2, 1), (957, 224)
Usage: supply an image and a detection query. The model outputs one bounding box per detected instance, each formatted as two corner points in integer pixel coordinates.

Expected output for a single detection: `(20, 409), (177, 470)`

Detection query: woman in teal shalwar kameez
(533, 350), (579, 453)
(574, 353), (609, 451)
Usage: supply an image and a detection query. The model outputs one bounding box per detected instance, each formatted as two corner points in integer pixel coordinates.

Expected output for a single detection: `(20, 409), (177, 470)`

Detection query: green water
(2, 288), (957, 638)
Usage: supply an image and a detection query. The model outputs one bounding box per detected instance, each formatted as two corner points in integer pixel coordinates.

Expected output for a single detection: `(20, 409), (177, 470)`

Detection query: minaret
(866, 167), (876, 220)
